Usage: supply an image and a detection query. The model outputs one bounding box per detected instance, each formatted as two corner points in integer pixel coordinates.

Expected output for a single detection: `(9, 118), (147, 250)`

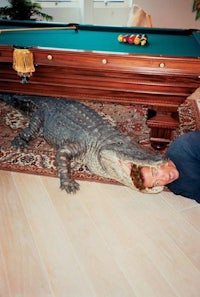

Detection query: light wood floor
(0, 169), (200, 297)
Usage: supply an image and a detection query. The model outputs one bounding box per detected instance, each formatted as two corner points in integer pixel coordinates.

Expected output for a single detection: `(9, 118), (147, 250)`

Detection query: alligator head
(99, 138), (167, 194)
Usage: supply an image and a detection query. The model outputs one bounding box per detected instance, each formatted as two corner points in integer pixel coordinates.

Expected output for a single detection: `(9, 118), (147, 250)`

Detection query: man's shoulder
(166, 131), (200, 160)
(169, 131), (200, 150)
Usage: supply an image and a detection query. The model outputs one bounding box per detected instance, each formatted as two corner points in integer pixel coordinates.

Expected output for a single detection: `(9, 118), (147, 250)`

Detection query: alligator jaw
(100, 152), (138, 190)
(100, 151), (165, 193)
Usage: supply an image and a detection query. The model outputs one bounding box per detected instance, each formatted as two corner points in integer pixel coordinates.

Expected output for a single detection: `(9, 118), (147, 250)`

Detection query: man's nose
(157, 169), (169, 181)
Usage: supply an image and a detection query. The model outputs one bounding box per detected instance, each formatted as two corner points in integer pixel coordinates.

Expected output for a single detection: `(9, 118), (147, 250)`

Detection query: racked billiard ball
(127, 34), (135, 44)
(140, 34), (148, 46)
(134, 34), (141, 45)
(117, 34), (123, 42)
(122, 35), (129, 43)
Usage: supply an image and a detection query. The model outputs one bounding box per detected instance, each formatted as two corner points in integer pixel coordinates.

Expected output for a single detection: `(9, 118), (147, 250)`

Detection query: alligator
(0, 93), (166, 194)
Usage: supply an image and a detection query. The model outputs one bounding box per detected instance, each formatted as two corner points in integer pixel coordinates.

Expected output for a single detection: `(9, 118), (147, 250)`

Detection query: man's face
(141, 160), (179, 188)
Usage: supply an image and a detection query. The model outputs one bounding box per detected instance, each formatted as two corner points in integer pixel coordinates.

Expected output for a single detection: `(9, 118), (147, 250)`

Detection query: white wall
(133, 0), (200, 29)
(0, 0), (199, 29)
(40, 0), (200, 29)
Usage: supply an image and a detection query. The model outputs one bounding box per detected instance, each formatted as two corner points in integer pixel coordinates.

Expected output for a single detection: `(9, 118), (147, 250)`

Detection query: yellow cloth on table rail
(13, 48), (35, 76)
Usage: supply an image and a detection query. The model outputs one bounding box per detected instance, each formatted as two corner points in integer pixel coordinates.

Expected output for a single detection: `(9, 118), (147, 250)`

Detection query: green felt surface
(0, 22), (200, 57)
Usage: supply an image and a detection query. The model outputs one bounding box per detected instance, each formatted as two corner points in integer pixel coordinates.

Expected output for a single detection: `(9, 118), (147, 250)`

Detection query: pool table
(0, 20), (200, 147)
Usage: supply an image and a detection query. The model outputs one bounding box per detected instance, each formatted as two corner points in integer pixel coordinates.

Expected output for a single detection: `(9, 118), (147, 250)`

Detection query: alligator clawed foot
(60, 179), (80, 194)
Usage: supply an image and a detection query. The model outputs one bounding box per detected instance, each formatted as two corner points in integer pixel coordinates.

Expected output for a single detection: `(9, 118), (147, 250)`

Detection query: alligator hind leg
(11, 110), (43, 149)
(56, 143), (84, 194)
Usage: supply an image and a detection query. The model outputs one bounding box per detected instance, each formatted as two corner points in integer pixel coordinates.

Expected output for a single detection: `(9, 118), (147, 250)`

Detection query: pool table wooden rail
(0, 45), (200, 75)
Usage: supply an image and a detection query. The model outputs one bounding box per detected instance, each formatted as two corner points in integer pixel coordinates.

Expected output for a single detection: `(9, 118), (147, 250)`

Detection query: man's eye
(152, 168), (158, 177)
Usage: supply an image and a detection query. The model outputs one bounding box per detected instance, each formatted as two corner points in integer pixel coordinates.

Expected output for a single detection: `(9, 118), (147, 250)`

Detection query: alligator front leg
(11, 111), (43, 149)
(56, 143), (84, 194)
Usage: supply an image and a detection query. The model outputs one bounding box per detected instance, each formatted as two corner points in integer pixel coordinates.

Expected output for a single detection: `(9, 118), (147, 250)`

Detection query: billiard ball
(122, 35), (129, 43)
(133, 35), (141, 45)
(127, 34), (135, 44)
(117, 34), (123, 42)
(140, 34), (148, 46)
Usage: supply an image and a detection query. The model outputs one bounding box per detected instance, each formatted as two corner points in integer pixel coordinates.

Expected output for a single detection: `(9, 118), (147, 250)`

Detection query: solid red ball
(127, 35), (135, 44)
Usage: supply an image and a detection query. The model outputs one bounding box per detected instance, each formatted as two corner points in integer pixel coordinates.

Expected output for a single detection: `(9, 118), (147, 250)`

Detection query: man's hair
(130, 164), (146, 191)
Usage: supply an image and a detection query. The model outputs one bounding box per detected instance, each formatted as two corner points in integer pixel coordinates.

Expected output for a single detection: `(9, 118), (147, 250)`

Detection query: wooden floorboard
(0, 170), (200, 297)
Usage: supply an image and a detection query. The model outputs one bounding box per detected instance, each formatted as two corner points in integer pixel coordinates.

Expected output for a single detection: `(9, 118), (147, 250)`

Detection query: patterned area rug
(0, 95), (199, 184)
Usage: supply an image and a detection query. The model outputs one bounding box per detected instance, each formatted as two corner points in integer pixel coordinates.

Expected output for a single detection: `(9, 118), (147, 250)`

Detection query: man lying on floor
(132, 131), (200, 203)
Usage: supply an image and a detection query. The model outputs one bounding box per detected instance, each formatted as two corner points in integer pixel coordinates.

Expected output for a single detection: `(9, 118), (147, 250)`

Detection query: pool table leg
(147, 111), (179, 150)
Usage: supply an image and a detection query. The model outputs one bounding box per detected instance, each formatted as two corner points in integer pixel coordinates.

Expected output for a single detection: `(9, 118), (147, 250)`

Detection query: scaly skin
(0, 93), (166, 194)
